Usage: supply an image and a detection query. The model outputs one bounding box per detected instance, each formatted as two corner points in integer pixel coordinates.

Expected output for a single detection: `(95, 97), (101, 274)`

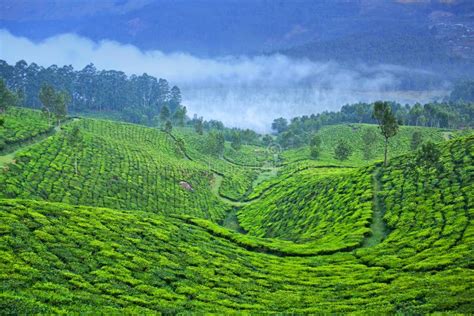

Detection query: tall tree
(159, 105), (170, 125)
(173, 105), (187, 126)
(39, 84), (56, 125)
(157, 79), (170, 106)
(194, 117), (204, 135)
(372, 101), (399, 166)
(271, 117), (288, 133)
(231, 131), (242, 151)
(54, 91), (70, 127)
(262, 134), (273, 146)
(334, 139), (352, 161)
(309, 134), (322, 159)
(411, 131), (423, 151)
(0, 78), (17, 113)
(39, 84), (69, 127)
(169, 86), (182, 111)
(206, 131), (225, 157)
(163, 120), (173, 133)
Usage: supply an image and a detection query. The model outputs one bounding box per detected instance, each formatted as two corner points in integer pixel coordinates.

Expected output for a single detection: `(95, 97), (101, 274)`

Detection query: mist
(0, 29), (448, 132)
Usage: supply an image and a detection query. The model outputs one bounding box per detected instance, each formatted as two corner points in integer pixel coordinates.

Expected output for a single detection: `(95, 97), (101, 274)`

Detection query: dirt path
(362, 167), (387, 247)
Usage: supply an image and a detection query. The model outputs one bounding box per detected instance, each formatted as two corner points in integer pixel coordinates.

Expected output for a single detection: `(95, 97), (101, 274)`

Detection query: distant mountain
(1, 0), (473, 58)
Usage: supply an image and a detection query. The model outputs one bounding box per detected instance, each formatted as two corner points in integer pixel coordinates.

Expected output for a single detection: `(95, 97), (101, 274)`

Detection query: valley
(0, 107), (472, 313)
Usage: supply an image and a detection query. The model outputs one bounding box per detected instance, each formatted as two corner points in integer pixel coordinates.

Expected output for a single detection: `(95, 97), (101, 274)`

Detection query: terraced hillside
(0, 118), (231, 222)
(0, 161), (472, 314)
(173, 129), (261, 201)
(1, 107), (53, 153)
(0, 108), (472, 313)
(239, 166), (373, 245)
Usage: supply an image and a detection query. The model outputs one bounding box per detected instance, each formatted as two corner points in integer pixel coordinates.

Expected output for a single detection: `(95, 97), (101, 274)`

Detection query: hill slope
(1, 118), (231, 221)
(0, 195), (472, 314)
(0, 108), (472, 313)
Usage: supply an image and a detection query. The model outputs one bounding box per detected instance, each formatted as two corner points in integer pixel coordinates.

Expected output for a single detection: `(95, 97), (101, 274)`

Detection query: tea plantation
(0, 108), (472, 313)
(1, 107), (53, 153)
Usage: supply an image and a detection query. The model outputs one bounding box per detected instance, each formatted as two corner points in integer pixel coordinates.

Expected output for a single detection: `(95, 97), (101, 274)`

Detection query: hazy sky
(0, 29), (448, 131)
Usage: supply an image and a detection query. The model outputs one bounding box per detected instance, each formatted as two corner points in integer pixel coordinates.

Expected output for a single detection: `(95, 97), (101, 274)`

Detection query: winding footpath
(362, 166), (387, 247)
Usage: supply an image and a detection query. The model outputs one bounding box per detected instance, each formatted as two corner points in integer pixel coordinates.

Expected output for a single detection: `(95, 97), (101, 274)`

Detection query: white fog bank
(0, 29), (448, 132)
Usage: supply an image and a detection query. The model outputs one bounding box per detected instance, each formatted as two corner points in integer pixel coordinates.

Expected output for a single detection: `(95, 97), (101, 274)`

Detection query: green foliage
(373, 101), (399, 139)
(410, 131), (423, 151)
(1, 165), (472, 314)
(1, 107), (53, 152)
(173, 105), (187, 126)
(159, 105), (171, 124)
(163, 120), (173, 133)
(0, 118), (230, 222)
(174, 128), (260, 201)
(262, 134), (273, 146)
(204, 131), (225, 157)
(356, 136), (473, 274)
(282, 124), (455, 167)
(230, 131), (242, 151)
(334, 139), (352, 161)
(239, 166), (370, 245)
(416, 141), (442, 169)
(373, 101), (399, 165)
(39, 84), (69, 126)
(0, 60), (180, 126)
(0, 106), (472, 313)
(271, 117), (288, 133)
(169, 86), (182, 109)
(194, 117), (204, 135)
(0, 78), (17, 113)
(224, 144), (270, 167)
(309, 134), (322, 159)
(276, 101), (473, 147)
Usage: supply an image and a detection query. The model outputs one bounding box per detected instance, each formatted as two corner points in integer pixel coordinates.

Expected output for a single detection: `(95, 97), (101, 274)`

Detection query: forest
(0, 60), (182, 125)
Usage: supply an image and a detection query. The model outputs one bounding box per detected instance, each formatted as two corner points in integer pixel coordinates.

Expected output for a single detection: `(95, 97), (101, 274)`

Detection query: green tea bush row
(282, 123), (451, 166)
(2, 107), (52, 150)
(174, 129), (259, 201)
(238, 166), (374, 247)
(1, 199), (472, 314)
(356, 135), (473, 271)
(1, 119), (230, 221)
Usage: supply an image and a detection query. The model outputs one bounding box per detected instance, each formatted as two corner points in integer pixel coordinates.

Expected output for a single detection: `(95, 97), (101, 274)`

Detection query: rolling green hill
(1, 118), (231, 222)
(282, 123), (453, 166)
(0, 195), (473, 314)
(1, 107), (53, 153)
(0, 107), (472, 313)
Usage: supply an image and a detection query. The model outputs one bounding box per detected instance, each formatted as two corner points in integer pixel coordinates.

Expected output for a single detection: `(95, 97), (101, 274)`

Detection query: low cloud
(0, 29), (447, 132)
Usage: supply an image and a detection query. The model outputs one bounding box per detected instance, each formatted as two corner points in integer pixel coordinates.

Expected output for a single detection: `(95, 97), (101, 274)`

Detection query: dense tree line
(0, 60), (183, 125)
(273, 100), (473, 148)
